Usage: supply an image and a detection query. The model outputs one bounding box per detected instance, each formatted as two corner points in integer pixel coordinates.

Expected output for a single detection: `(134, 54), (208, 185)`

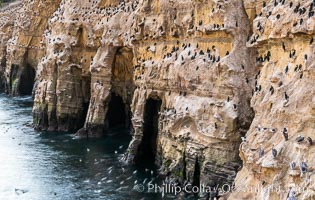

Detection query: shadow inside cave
(135, 98), (162, 168)
(106, 92), (131, 130)
(16, 64), (36, 96)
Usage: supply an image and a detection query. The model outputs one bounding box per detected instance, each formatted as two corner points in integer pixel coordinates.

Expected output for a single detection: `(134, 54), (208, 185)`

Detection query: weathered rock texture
(28, 0), (256, 189)
(0, 1), (22, 92)
(0, 0), (61, 96)
(1, 0), (315, 199)
(230, 0), (315, 199)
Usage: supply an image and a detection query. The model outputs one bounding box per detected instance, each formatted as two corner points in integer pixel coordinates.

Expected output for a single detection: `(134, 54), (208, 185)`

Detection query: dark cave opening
(136, 98), (162, 168)
(192, 158), (200, 187)
(106, 93), (130, 129)
(80, 102), (90, 128)
(18, 64), (35, 95)
(78, 76), (91, 129)
(106, 46), (134, 132)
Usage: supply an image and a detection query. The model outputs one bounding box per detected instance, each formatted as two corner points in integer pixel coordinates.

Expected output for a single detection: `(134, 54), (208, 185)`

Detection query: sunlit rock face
(229, 0), (315, 199)
(0, 1), (22, 93)
(2, 0), (315, 198)
(0, 0), (255, 190)
(0, 0), (61, 96)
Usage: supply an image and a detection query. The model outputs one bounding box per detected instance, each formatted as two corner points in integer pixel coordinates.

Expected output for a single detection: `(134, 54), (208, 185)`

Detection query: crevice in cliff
(106, 92), (131, 129)
(135, 98), (162, 168)
(183, 150), (187, 180)
(81, 101), (90, 129)
(78, 75), (91, 130)
(192, 157), (200, 187)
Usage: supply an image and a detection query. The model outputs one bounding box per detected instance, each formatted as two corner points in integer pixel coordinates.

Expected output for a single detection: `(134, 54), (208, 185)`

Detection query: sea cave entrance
(136, 98), (162, 168)
(106, 92), (131, 129)
(192, 158), (201, 187)
(18, 64), (35, 95)
(105, 46), (134, 133)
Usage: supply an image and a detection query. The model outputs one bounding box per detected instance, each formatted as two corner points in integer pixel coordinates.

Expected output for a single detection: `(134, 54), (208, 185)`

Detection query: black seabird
(296, 135), (304, 143)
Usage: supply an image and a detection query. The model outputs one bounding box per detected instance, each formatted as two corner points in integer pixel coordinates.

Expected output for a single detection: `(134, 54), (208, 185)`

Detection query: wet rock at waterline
(1, 0), (315, 199)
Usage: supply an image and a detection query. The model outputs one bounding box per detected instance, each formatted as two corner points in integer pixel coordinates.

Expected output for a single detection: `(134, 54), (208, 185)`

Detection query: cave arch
(136, 98), (162, 168)
(103, 46), (134, 133)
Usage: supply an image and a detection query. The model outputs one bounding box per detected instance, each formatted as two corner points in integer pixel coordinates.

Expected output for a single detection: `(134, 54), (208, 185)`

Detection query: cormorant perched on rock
(281, 0), (285, 5)
(283, 128), (289, 141)
(270, 128), (276, 133)
(285, 65), (289, 73)
(307, 137), (313, 145)
(289, 161), (296, 170)
(299, 161), (308, 174)
(278, 81), (283, 87)
(272, 144), (277, 158)
(284, 92), (289, 101)
(296, 135), (304, 143)
(269, 86), (274, 95)
(259, 144), (264, 158)
(277, 14), (281, 19)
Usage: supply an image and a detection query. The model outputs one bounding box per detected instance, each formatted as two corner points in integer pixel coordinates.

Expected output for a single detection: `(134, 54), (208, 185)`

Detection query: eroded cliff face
(0, 0), (61, 96)
(1, 0), (315, 199)
(230, 0), (315, 199)
(27, 0), (256, 188)
(0, 1), (22, 92)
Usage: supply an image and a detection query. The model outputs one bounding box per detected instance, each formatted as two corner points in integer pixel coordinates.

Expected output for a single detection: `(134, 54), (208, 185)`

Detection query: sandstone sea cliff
(1, 0), (315, 199)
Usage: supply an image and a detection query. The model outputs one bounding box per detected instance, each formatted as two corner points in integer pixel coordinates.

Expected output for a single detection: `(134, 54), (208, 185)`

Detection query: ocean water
(0, 94), (169, 200)
(0, 94), (204, 200)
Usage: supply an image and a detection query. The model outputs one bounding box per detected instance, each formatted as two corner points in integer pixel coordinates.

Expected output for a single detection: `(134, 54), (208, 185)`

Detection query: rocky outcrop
(2, 0), (315, 199)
